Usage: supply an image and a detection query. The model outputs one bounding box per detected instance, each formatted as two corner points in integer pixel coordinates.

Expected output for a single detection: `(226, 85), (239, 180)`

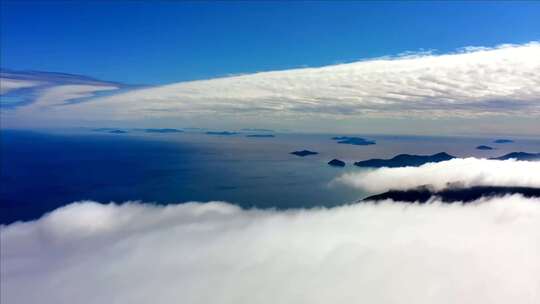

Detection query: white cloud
(335, 158), (540, 193)
(2, 42), (540, 134)
(2, 196), (540, 304)
(2, 84), (118, 126)
(0, 78), (42, 94)
(63, 42), (540, 121)
(0, 70), (120, 107)
(21, 84), (118, 109)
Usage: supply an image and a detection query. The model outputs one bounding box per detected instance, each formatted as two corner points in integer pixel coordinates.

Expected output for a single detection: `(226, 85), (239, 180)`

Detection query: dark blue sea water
(1, 129), (539, 224)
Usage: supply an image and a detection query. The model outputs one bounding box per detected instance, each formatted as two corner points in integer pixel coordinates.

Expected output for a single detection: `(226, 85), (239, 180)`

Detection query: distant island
(206, 131), (238, 136)
(331, 136), (376, 146)
(183, 127), (205, 131)
(491, 152), (540, 161)
(351, 151), (538, 168)
(291, 150), (318, 157)
(328, 159), (345, 167)
(241, 128), (274, 132)
(354, 152), (454, 168)
(143, 128), (183, 133)
(362, 186), (540, 203)
(246, 134), (275, 138)
(92, 128), (126, 133)
(92, 128), (128, 134)
(109, 129), (128, 134)
(494, 139), (514, 143)
(476, 145), (493, 150)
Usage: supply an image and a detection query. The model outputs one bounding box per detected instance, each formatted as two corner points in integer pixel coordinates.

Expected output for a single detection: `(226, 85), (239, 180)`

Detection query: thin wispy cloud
(0, 78), (42, 95)
(0, 70), (122, 109)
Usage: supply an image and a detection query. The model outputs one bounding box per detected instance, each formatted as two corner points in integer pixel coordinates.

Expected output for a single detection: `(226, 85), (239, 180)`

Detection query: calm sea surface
(1, 129), (539, 224)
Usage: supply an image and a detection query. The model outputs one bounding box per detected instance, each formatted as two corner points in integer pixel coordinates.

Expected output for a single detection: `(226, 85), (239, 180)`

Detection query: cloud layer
(2, 196), (540, 304)
(68, 42), (540, 119)
(335, 158), (540, 193)
(0, 78), (42, 95)
(0, 70), (121, 110)
(2, 42), (540, 134)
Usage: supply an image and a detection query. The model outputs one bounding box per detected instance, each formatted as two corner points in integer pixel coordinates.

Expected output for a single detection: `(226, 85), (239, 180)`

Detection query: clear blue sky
(1, 1), (539, 85)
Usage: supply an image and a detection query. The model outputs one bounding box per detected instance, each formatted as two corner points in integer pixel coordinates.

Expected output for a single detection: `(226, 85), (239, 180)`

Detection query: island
(290, 150), (319, 157)
(109, 129), (128, 134)
(476, 145), (494, 150)
(354, 152), (455, 168)
(328, 159), (345, 167)
(246, 134), (275, 138)
(331, 136), (376, 145)
(362, 186), (540, 204)
(206, 131), (238, 136)
(493, 139), (514, 144)
(491, 152), (540, 161)
(92, 128), (127, 133)
(241, 128), (274, 132)
(143, 128), (183, 133)
(183, 127), (205, 131)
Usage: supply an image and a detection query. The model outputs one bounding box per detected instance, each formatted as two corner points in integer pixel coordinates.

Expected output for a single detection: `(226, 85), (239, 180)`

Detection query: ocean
(1, 129), (539, 224)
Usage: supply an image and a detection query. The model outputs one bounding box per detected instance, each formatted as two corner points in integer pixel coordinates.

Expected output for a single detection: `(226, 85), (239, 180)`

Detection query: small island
(144, 128), (183, 133)
(494, 139), (514, 144)
(354, 152), (455, 168)
(491, 152), (540, 161)
(206, 131), (238, 136)
(328, 159), (345, 167)
(362, 186), (540, 204)
(92, 128), (127, 133)
(290, 150), (319, 157)
(476, 145), (494, 150)
(241, 128), (274, 132)
(246, 134), (275, 138)
(331, 136), (376, 146)
(109, 129), (128, 134)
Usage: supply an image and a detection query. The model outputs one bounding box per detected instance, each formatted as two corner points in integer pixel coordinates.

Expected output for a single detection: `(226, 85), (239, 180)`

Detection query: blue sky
(1, 1), (540, 135)
(2, 1), (539, 85)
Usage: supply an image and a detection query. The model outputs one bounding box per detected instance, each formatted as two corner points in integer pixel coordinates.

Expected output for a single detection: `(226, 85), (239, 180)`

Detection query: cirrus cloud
(0, 78), (42, 95)
(0, 69), (122, 109)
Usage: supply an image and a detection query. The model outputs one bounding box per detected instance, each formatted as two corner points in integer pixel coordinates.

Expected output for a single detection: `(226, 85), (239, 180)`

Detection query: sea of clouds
(2, 158), (540, 304)
(1, 197), (539, 304)
(334, 158), (540, 192)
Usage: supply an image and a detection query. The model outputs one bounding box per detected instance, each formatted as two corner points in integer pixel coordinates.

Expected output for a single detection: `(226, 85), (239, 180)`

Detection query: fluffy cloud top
(2, 197), (540, 304)
(335, 158), (540, 193)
